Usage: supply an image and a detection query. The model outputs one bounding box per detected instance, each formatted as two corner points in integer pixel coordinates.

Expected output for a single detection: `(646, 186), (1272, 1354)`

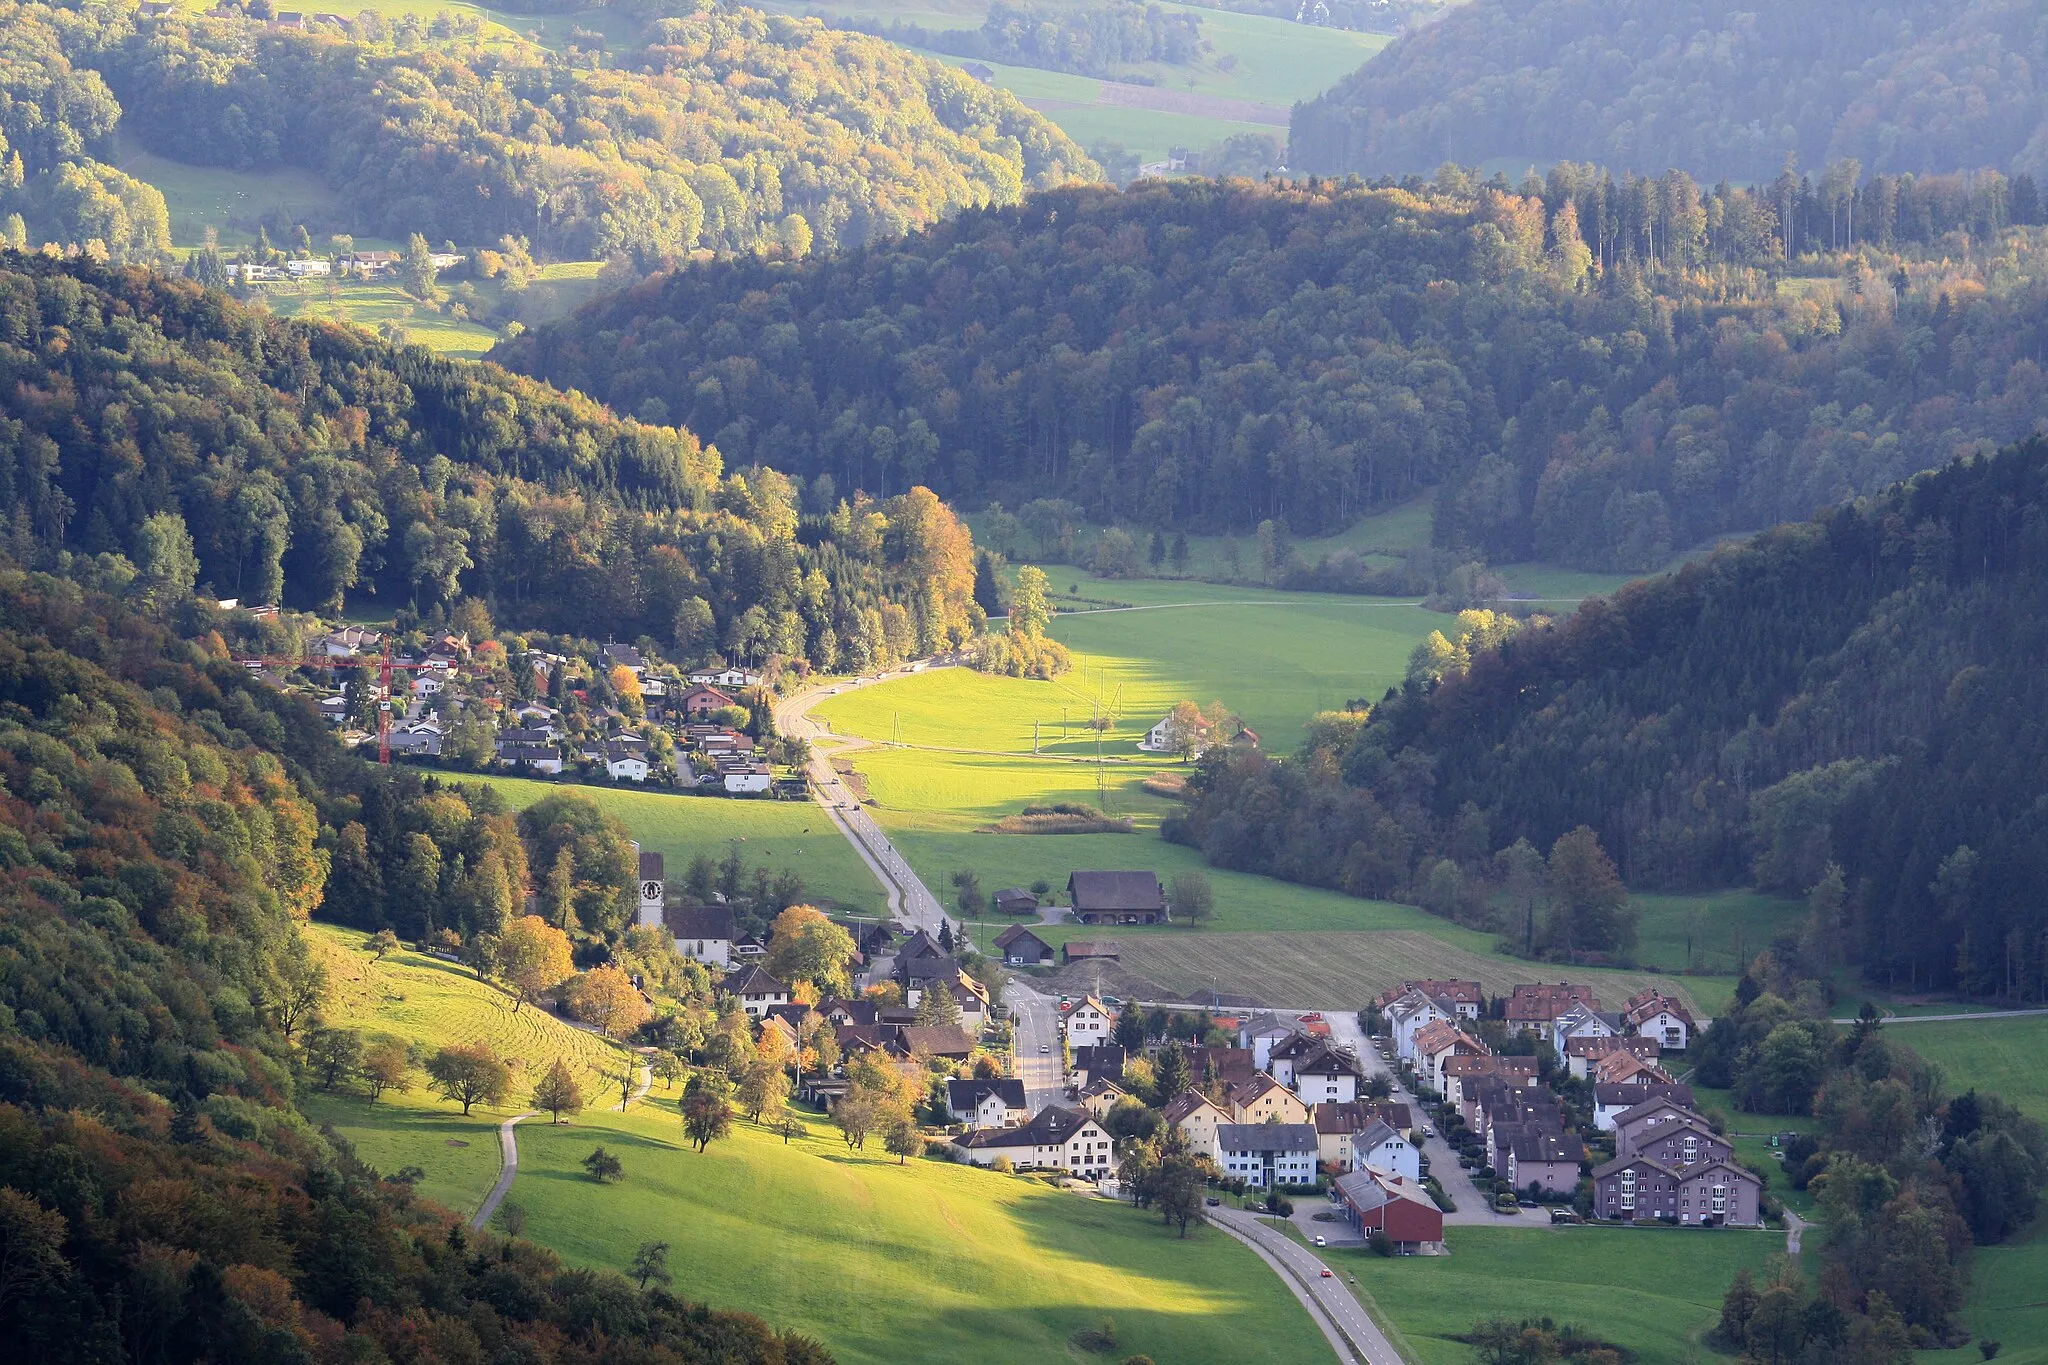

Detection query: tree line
(836, 0), (1206, 79)
(0, 253), (984, 672)
(1175, 435), (2048, 998)
(1290, 0), (2048, 183)
(499, 172), (2048, 573)
(0, 565), (834, 1364)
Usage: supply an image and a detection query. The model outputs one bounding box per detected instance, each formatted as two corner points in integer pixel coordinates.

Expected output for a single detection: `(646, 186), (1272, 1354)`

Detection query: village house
(1549, 1001), (1621, 1059)
(1440, 1055), (1540, 1109)
(893, 1024), (977, 1063)
(1594, 1050), (1673, 1087)
(1563, 1034), (1663, 1081)
(1238, 1013), (1296, 1070)
(495, 739), (563, 774)
(1162, 1091), (1231, 1153)
(1410, 1019), (1488, 1093)
(1068, 1045), (1126, 1090)
(1271, 1036), (1364, 1104)
(1211, 1123), (1318, 1187)
(1594, 1081), (1697, 1131)
(721, 761), (772, 794)
(1507, 982), (1600, 1036)
(723, 965), (790, 1018)
(1063, 996), (1114, 1047)
(993, 925), (1054, 967)
(952, 1105), (1114, 1176)
(688, 663), (763, 689)
(1498, 1126), (1585, 1196)
(1351, 1117), (1420, 1181)
(679, 683), (734, 718)
(1334, 1167), (1444, 1253)
(599, 642), (645, 675)
(1373, 980), (1484, 1021)
(1067, 871), (1167, 925)
(604, 738), (650, 782)
(1384, 989), (1454, 1063)
(1313, 1100), (1415, 1169)
(1077, 1079), (1129, 1118)
(1226, 1073), (1312, 1125)
(1623, 988), (1698, 1049)
(666, 905), (736, 969)
(947, 1078), (1027, 1130)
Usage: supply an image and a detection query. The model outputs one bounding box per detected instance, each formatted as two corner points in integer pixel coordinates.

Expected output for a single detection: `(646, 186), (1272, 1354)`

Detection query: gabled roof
(1225, 1072), (1295, 1107)
(1239, 1012), (1293, 1038)
(1624, 988), (1698, 1027)
(1067, 871), (1165, 912)
(664, 904), (735, 940)
(947, 1077), (1026, 1111)
(993, 924), (1051, 953)
(896, 1025), (976, 1057)
(1355, 1117), (1403, 1151)
(1502, 1128), (1585, 1165)
(954, 1104), (1099, 1149)
(1506, 982), (1599, 1022)
(1070, 1045), (1127, 1079)
(723, 965), (788, 996)
(1292, 1042), (1365, 1078)
(1594, 1081), (1696, 1110)
(1374, 979), (1483, 1010)
(1215, 1123), (1318, 1154)
(1080, 1078), (1128, 1100)
(1566, 1034), (1662, 1060)
(1162, 1090), (1227, 1124)
(1592, 1151), (1757, 1183)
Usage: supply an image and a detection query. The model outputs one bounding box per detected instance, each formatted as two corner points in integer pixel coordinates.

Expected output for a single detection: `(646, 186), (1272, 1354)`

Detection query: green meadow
(1893, 1014), (2048, 1124)
(472, 774), (889, 916)
(1323, 1224), (1784, 1365)
(306, 922), (1332, 1365)
(1924, 1221), (2048, 1365)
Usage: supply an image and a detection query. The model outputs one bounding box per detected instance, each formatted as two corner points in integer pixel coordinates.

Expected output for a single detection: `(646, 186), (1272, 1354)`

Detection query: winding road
(469, 1054), (653, 1233)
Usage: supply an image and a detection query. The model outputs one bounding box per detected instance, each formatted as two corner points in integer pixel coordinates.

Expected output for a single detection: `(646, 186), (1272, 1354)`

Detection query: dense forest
(500, 173), (2048, 571)
(833, 0), (1206, 79)
(1290, 0), (2048, 182)
(8, 0), (1091, 263)
(0, 568), (832, 1363)
(0, 253), (982, 668)
(1173, 436), (2048, 997)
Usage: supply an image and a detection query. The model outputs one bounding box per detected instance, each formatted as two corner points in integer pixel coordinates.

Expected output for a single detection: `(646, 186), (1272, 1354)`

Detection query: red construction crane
(233, 649), (433, 764)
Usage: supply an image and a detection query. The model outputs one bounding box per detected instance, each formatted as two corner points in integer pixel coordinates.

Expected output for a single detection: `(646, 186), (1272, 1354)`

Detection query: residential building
(1549, 1002), (1619, 1059)
(1351, 1117), (1420, 1181)
(1563, 1034), (1663, 1081)
(1613, 1100), (1731, 1167)
(1334, 1167), (1443, 1252)
(1068, 1045), (1126, 1090)
(1314, 1101), (1416, 1169)
(1137, 712), (1212, 756)
(723, 965), (790, 1018)
(666, 905), (735, 969)
(1077, 1079), (1128, 1118)
(1593, 1081), (1696, 1132)
(722, 762), (772, 794)
(1212, 1123), (1318, 1187)
(1373, 980), (1483, 1021)
(1498, 1126), (1585, 1196)
(688, 663), (762, 689)
(1067, 871), (1167, 925)
(896, 1025), (976, 1061)
(1238, 1013), (1295, 1070)
(952, 1105), (1114, 1175)
(1411, 1019), (1488, 1093)
(1272, 1037), (1363, 1103)
(1180, 1045), (1258, 1092)
(1593, 1051), (1673, 1087)
(1610, 1097), (1714, 1156)
(599, 642), (645, 675)
(1064, 996), (1114, 1047)
(1507, 983), (1600, 1035)
(680, 683), (734, 718)
(1440, 1055), (1540, 1108)
(1592, 1153), (1761, 1226)
(495, 740), (562, 775)
(993, 925), (1053, 967)
(1384, 990), (1453, 1063)
(1162, 1091), (1230, 1153)
(1623, 989), (1698, 1050)
(947, 1078), (1027, 1130)
(1225, 1073), (1311, 1126)
(605, 738), (650, 782)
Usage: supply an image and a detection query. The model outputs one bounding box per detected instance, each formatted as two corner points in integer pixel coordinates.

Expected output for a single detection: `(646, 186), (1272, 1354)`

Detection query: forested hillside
(499, 174), (2048, 571)
(1290, 0), (2048, 182)
(0, 568), (836, 1364)
(1174, 437), (2048, 997)
(5, 0), (1091, 262)
(0, 253), (981, 667)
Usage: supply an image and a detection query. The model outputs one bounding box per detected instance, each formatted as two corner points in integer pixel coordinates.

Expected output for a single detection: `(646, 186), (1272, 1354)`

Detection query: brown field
(1116, 931), (1714, 1013)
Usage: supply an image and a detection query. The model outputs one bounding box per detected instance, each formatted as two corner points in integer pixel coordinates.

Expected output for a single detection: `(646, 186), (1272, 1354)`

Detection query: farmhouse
(1067, 871), (1167, 925)
(1334, 1168), (1443, 1253)
(952, 1105), (1114, 1175)
(1211, 1123), (1318, 1187)
(947, 1078), (1028, 1130)
(993, 925), (1053, 967)
(723, 965), (790, 1018)
(666, 905), (736, 968)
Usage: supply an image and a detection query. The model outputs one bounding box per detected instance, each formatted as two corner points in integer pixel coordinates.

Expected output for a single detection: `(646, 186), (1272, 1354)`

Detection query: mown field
(1924, 1221), (2048, 1365)
(301, 921), (629, 1214)
(303, 922), (1333, 1365)
(1328, 1224), (1784, 1365)
(473, 774), (889, 917)
(1891, 1015), (2048, 1124)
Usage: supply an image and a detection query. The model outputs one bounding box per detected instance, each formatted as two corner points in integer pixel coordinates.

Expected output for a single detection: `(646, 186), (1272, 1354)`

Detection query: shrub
(1368, 1230), (1394, 1256)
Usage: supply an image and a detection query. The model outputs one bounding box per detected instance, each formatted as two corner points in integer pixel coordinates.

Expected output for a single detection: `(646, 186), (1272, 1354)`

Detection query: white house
(1551, 1003), (1619, 1060)
(1385, 990), (1453, 1064)
(507, 701), (561, 735)
(1623, 989), (1698, 1050)
(723, 965), (790, 1018)
(286, 258), (331, 277)
(721, 763), (772, 794)
(689, 664), (762, 689)
(495, 740), (562, 775)
(1211, 1123), (1317, 1188)
(1350, 1117), (1420, 1182)
(1064, 996), (1114, 1047)
(946, 1078), (1028, 1131)
(1136, 712), (1211, 756)
(605, 739), (650, 783)
(1162, 1091), (1231, 1153)
(1291, 1045), (1364, 1104)
(1238, 1013), (1294, 1069)
(666, 905), (735, 969)
(952, 1105), (1114, 1175)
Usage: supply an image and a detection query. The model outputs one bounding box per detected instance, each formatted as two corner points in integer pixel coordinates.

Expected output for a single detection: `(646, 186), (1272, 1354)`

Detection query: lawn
(1890, 1015), (2048, 1124)
(115, 131), (341, 247)
(302, 921), (630, 1213)
(1332, 1223), (1783, 1365)
(271, 285), (502, 358)
(301, 928), (1333, 1365)
(472, 774), (888, 917)
(1630, 890), (1805, 976)
(1923, 1221), (2048, 1365)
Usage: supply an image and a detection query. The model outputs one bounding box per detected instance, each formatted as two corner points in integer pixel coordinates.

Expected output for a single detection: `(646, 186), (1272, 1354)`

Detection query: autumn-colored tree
(425, 1043), (512, 1115)
(1547, 825), (1634, 957)
(495, 916), (574, 1012)
(682, 1072), (734, 1152)
(362, 1039), (412, 1101)
(764, 905), (857, 996)
(532, 1058), (586, 1123)
(567, 965), (651, 1038)
(611, 665), (645, 715)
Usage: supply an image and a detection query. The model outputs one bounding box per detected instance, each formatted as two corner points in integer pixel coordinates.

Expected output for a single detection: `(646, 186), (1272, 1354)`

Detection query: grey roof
(1070, 1045), (1126, 1079)
(724, 966), (788, 996)
(1504, 1128), (1585, 1165)
(1594, 1081), (1694, 1109)
(954, 1104), (1097, 1149)
(1067, 871), (1165, 912)
(947, 1077), (1026, 1111)
(1355, 1118), (1402, 1151)
(1215, 1123), (1318, 1154)
(664, 904), (734, 940)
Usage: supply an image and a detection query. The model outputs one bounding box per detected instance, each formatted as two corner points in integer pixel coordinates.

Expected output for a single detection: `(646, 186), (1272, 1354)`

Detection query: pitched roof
(1566, 1034), (1662, 1060)
(1070, 1045), (1127, 1079)
(1162, 1090), (1226, 1124)
(1080, 1078), (1128, 1099)
(1215, 1123), (1318, 1154)
(1506, 982), (1599, 1022)
(1355, 1117), (1403, 1151)
(896, 1024), (975, 1057)
(723, 965), (788, 996)
(1225, 1072), (1295, 1107)
(1067, 871), (1165, 912)
(665, 904), (735, 940)
(1594, 1081), (1696, 1110)
(954, 1104), (1099, 1149)
(1061, 940), (1120, 959)
(993, 925), (1051, 953)
(1374, 980), (1483, 1010)
(1609, 1095), (1708, 1130)
(1624, 988), (1698, 1027)
(637, 850), (664, 881)
(946, 1077), (1026, 1111)
(1502, 1127), (1585, 1165)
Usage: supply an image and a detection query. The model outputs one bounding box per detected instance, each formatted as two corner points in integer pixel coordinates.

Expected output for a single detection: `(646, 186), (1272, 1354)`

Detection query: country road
(1208, 1206), (1405, 1365)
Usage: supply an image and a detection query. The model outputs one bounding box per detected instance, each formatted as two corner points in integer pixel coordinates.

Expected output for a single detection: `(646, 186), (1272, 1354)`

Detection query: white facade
(608, 756), (650, 782)
(1388, 995), (1450, 1063)
(1353, 1126), (1420, 1182)
(722, 767), (771, 794)
(1294, 1065), (1359, 1105)
(1064, 999), (1113, 1047)
(1633, 1008), (1692, 1050)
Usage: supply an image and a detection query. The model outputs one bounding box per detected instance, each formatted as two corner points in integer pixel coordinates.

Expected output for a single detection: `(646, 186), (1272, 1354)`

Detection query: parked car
(1205, 1197), (1221, 1207)
(1312, 1235), (1326, 1246)
(1549, 1208), (1581, 1225)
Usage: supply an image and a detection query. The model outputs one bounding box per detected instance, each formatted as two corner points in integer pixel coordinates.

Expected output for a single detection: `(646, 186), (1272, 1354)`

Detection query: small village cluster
(294, 626), (780, 793)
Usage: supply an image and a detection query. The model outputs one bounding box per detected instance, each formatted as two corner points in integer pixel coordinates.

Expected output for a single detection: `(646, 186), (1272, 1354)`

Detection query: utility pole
(1033, 719), (1040, 755)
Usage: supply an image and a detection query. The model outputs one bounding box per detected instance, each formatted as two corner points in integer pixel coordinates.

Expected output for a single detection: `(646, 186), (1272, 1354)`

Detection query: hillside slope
(1290, 0), (2048, 181)
(498, 175), (2048, 571)
(1178, 436), (2048, 996)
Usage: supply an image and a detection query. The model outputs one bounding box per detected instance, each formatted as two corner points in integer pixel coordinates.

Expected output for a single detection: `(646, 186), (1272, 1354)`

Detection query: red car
(1318, 1268), (1333, 1278)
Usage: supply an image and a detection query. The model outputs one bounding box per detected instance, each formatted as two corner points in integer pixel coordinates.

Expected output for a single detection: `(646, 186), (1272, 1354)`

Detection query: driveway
(1208, 1206), (1404, 1365)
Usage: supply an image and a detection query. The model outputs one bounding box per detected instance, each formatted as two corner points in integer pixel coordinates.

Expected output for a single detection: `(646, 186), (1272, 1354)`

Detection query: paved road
(1006, 980), (1066, 1109)
(1784, 1209), (1806, 1255)
(772, 672), (951, 935)
(471, 1109), (540, 1232)
(1829, 1008), (2048, 1025)
(1209, 1206), (1404, 1365)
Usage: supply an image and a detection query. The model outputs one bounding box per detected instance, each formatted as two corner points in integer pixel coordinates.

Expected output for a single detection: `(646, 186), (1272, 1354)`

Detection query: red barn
(1334, 1168), (1444, 1253)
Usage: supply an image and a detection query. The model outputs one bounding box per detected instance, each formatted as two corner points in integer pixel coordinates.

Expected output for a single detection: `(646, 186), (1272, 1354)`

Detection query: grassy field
(473, 774), (889, 917)
(270, 284), (502, 357)
(1326, 1224), (1783, 1365)
(302, 921), (629, 1213)
(1925, 1221), (2048, 1365)
(1892, 1015), (2048, 1124)
(303, 924), (1333, 1365)
(1631, 890), (1805, 976)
